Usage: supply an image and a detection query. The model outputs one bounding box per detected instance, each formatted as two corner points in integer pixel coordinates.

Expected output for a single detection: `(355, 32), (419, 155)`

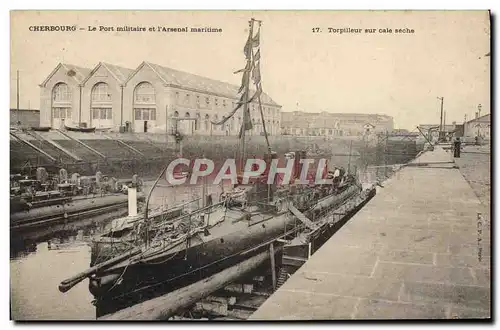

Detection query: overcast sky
(10, 10), (490, 129)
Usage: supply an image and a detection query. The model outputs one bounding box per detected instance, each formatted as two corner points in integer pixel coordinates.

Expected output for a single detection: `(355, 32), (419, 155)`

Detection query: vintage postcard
(9, 10), (491, 321)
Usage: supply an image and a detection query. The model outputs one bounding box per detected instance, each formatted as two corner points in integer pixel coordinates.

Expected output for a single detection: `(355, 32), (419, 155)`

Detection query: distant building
(363, 123), (376, 134)
(391, 128), (409, 135)
(39, 62), (282, 136)
(390, 129), (420, 138)
(464, 113), (490, 141)
(281, 111), (394, 137)
(10, 108), (40, 128)
(418, 124), (456, 132)
(418, 124), (455, 141)
(453, 123), (465, 138)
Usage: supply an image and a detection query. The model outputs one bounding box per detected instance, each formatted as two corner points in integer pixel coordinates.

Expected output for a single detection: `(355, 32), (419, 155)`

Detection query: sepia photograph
(9, 10), (491, 321)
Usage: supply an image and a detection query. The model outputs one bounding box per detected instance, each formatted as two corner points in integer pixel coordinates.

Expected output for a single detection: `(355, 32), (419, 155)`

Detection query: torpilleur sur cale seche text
(313, 27), (415, 34)
(27, 25), (415, 34)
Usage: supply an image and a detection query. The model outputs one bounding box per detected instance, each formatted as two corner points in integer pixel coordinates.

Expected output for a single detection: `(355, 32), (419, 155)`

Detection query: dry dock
(250, 146), (491, 320)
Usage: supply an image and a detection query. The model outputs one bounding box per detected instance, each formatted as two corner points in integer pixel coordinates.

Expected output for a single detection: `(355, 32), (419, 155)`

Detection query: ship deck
(112, 204), (283, 266)
(250, 146), (491, 320)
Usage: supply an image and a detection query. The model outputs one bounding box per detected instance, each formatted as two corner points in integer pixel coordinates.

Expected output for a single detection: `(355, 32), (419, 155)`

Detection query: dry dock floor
(250, 146), (491, 320)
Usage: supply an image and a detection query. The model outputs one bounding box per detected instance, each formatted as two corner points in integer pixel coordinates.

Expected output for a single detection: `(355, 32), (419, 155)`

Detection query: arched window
(52, 83), (72, 102)
(133, 82), (156, 132)
(51, 83), (72, 128)
(91, 82), (111, 102)
(204, 114), (210, 131)
(135, 82), (155, 103)
(183, 112), (193, 134)
(173, 111), (179, 117)
(196, 113), (201, 130)
(221, 116), (226, 131)
(90, 82), (112, 128)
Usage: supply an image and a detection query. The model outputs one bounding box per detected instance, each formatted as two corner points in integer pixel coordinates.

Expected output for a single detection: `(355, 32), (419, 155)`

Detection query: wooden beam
(205, 295), (236, 306)
(10, 132), (57, 162)
(103, 134), (145, 157)
(56, 129), (107, 159)
(28, 130), (82, 161)
(270, 243), (277, 291)
(99, 248), (277, 320)
(192, 301), (228, 317)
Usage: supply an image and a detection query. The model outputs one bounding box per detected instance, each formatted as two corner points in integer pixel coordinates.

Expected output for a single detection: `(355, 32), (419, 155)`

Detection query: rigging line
(140, 224), (208, 261)
(257, 89), (271, 152)
(107, 259), (132, 293)
(143, 163), (171, 248)
(114, 224), (304, 298)
(141, 249), (181, 265)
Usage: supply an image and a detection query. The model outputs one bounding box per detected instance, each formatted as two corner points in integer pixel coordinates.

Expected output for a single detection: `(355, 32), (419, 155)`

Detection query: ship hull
(10, 193), (144, 235)
(90, 185), (362, 317)
(90, 208), (299, 316)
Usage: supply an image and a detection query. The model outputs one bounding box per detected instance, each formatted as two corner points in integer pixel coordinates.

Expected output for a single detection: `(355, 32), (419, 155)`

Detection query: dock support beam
(56, 129), (107, 159)
(103, 134), (145, 158)
(10, 132), (57, 162)
(270, 243), (276, 291)
(99, 248), (279, 320)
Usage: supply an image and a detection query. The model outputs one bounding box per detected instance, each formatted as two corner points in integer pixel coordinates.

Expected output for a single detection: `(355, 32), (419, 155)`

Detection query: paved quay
(250, 146), (491, 320)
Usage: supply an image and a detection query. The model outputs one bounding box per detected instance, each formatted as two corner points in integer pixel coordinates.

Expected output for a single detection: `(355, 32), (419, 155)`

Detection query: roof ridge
(146, 61), (279, 105)
(148, 61), (248, 90)
(61, 63), (92, 71)
(101, 62), (134, 71)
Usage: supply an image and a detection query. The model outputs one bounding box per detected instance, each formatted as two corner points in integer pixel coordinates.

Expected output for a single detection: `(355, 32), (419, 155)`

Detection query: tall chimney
(128, 187), (138, 217)
(476, 112), (479, 119)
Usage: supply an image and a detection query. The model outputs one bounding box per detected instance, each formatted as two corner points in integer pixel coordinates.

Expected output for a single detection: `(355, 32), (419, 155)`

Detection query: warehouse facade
(281, 111), (394, 137)
(39, 61), (282, 136)
(464, 113), (490, 141)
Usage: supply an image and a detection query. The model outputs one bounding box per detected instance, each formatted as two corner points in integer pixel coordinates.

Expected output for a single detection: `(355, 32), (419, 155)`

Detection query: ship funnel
(128, 187), (138, 217)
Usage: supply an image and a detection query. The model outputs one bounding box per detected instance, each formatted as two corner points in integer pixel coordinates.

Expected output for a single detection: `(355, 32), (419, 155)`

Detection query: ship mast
(254, 21), (272, 154)
(239, 19), (255, 173)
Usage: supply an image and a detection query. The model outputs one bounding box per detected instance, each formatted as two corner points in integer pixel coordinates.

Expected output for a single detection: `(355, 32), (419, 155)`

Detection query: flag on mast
(238, 106), (253, 138)
(238, 70), (250, 93)
(252, 30), (260, 47)
(243, 34), (252, 59)
(243, 23), (260, 59)
(254, 49), (261, 62)
(249, 84), (262, 103)
(233, 61), (251, 74)
(252, 63), (261, 85)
